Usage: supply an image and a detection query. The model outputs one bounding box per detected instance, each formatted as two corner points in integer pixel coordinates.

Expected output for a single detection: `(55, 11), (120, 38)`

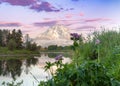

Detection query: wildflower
(95, 39), (100, 45)
(55, 55), (63, 61)
(70, 33), (80, 40)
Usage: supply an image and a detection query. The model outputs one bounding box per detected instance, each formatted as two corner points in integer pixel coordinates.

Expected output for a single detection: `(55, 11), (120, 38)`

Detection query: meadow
(2, 30), (120, 86)
(38, 30), (120, 86)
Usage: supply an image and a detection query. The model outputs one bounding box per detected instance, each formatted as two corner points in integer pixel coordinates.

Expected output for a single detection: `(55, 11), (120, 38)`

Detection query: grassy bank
(39, 30), (120, 86)
(0, 47), (39, 55)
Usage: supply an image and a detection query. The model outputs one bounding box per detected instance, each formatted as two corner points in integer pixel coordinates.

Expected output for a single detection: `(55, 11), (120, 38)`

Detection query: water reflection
(0, 56), (38, 80)
(0, 53), (71, 86)
(43, 52), (71, 58)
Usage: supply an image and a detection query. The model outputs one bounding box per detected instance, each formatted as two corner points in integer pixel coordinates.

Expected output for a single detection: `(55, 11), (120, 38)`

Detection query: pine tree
(16, 29), (23, 49)
(0, 30), (2, 46)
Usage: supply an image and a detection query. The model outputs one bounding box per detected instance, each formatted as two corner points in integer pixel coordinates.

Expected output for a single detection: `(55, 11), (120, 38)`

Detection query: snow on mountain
(34, 25), (73, 47)
(37, 25), (70, 40)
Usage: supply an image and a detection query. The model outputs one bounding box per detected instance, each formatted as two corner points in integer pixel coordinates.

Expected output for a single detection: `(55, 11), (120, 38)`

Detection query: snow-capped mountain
(34, 25), (73, 47)
(37, 25), (70, 40)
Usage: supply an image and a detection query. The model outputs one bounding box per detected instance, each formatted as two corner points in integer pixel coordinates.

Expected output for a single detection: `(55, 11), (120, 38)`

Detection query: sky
(0, 0), (120, 37)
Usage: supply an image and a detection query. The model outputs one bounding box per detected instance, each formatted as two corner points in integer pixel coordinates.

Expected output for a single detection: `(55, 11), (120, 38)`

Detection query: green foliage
(39, 31), (120, 86)
(0, 30), (3, 46)
(30, 42), (38, 51)
(0, 29), (39, 53)
(15, 30), (23, 49)
(45, 45), (71, 51)
(0, 29), (23, 49)
(10, 29), (23, 49)
(7, 39), (16, 51)
(39, 60), (120, 86)
(48, 45), (57, 50)
(0, 29), (10, 47)
(2, 80), (23, 86)
(78, 30), (120, 61)
(26, 42), (38, 51)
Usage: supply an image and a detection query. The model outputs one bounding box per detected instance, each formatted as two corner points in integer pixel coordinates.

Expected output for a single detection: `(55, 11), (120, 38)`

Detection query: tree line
(0, 29), (38, 51)
(39, 45), (72, 51)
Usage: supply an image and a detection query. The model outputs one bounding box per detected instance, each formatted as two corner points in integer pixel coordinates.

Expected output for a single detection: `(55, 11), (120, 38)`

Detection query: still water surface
(0, 53), (71, 86)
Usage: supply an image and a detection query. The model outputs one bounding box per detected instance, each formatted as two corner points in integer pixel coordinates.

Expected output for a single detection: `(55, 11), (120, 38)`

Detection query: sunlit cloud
(43, 18), (51, 21)
(33, 21), (57, 27)
(75, 26), (96, 31)
(0, 0), (61, 12)
(84, 18), (112, 23)
(79, 12), (84, 16)
(0, 21), (22, 27)
(65, 14), (73, 18)
(30, 1), (60, 12)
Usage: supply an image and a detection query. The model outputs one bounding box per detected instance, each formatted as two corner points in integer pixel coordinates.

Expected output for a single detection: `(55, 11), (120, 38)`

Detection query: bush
(38, 32), (120, 86)
(26, 42), (38, 51)
(8, 39), (16, 50)
(39, 60), (120, 86)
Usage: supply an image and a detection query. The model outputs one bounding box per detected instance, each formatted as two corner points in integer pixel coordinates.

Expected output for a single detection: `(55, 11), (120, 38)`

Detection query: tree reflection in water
(0, 56), (38, 80)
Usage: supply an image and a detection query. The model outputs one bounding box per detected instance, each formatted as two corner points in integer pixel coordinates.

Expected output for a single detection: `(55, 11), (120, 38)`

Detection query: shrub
(38, 32), (120, 86)
(7, 39), (16, 50)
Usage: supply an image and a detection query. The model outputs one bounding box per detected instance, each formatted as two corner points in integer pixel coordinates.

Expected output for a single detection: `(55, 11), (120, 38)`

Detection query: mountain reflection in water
(0, 53), (71, 86)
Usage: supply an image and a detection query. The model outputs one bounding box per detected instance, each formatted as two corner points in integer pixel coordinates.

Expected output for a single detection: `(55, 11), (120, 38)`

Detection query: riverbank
(0, 47), (39, 55)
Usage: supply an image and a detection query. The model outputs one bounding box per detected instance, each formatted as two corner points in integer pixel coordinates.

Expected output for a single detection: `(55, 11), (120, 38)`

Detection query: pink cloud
(0, 21), (22, 27)
(76, 26), (96, 30)
(85, 18), (111, 22)
(33, 19), (83, 27)
(79, 12), (84, 16)
(43, 18), (51, 20)
(33, 21), (58, 27)
(65, 14), (74, 18)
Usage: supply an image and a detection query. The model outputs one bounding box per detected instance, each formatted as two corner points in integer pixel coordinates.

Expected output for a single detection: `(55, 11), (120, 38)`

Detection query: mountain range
(34, 25), (73, 47)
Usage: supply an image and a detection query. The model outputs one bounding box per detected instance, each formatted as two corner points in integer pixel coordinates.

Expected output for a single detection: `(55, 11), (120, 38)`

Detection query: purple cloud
(30, 1), (60, 12)
(71, 26), (96, 31)
(0, 22), (22, 27)
(1, 0), (35, 6)
(65, 8), (74, 11)
(85, 18), (111, 22)
(33, 19), (83, 27)
(77, 26), (96, 30)
(34, 21), (57, 27)
(0, 0), (61, 12)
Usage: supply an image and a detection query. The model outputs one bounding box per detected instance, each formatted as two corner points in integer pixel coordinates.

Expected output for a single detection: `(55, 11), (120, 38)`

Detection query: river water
(0, 53), (71, 86)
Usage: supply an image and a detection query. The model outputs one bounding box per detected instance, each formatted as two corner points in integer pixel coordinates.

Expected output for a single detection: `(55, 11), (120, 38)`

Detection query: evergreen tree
(6, 32), (11, 45)
(0, 29), (9, 47)
(0, 30), (2, 46)
(8, 39), (16, 50)
(16, 29), (23, 49)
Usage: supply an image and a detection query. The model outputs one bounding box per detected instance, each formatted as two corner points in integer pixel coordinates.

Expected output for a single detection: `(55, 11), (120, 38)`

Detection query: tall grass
(78, 30), (120, 81)
(39, 30), (120, 86)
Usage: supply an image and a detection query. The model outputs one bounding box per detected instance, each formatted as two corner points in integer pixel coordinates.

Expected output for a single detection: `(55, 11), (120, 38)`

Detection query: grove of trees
(0, 29), (38, 51)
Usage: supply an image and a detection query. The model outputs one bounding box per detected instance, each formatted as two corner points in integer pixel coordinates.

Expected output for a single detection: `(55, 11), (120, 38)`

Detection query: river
(0, 53), (71, 86)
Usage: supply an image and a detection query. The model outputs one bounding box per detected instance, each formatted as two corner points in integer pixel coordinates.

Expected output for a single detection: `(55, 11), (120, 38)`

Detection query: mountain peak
(34, 25), (73, 47)
(39, 25), (70, 40)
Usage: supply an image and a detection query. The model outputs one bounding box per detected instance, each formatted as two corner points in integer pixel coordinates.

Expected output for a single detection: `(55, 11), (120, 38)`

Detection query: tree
(48, 45), (57, 50)
(30, 42), (37, 51)
(26, 41), (31, 50)
(0, 30), (2, 46)
(8, 29), (23, 49)
(8, 39), (16, 50)
(16, 29), (23, 49)
(0, 29), (10, 47)
(26, 42), (38, 51)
